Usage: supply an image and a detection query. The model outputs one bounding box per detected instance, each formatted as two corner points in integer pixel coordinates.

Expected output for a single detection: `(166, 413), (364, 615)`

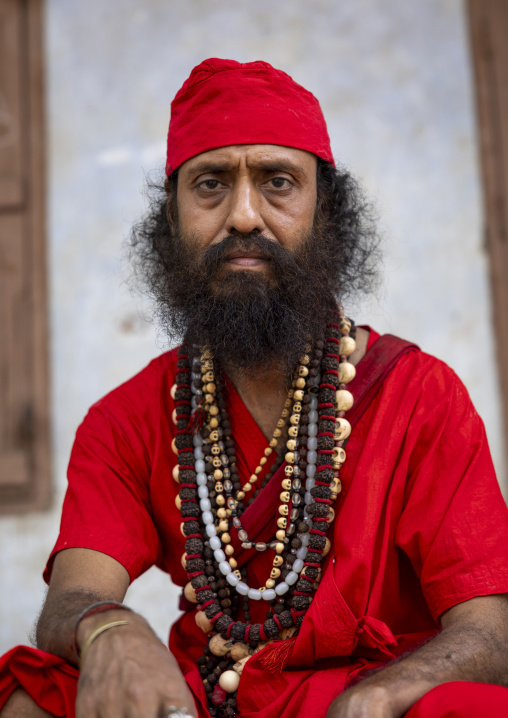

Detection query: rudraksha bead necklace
(172, 308), (356, 717)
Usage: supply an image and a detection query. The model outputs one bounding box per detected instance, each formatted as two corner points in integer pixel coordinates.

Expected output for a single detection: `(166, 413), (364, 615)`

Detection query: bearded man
(1, 58), (508, 718)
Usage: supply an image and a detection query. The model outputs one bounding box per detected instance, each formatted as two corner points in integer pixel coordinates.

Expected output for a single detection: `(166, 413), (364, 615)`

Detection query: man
(1, 58), (508, 718)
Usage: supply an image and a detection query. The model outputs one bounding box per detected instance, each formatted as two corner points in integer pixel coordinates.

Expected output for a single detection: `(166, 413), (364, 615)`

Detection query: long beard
(163, 231), (338, 379)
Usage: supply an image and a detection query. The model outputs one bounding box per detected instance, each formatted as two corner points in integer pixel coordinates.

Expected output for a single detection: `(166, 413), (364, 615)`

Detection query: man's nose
(225, 179), (266, 235)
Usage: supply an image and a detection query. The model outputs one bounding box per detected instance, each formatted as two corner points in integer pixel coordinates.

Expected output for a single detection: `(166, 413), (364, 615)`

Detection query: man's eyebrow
(187, 158), (306, 176)
(249, 159), (306, 175)
(189, 161), (232, 176)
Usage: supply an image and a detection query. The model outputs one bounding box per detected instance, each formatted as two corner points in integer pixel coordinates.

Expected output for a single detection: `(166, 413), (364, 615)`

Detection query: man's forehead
(181, 144), (317, 175)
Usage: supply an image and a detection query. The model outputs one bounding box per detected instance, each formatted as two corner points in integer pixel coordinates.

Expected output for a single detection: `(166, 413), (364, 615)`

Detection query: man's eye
(269, 177), (291, 189)
(198, 179), (221, 190)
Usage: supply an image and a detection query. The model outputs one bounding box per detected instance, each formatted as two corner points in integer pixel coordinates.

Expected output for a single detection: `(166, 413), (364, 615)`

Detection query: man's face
(131, 142), (377, 375)
(175, 144), (318, 275)
(162, 144), (329, 376)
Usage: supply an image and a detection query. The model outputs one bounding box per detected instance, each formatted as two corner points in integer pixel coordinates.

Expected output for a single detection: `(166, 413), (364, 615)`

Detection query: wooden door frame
(467, 0), (508, 487)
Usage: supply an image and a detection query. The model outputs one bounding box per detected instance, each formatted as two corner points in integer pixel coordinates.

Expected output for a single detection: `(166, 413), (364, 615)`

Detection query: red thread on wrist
(72, 601), (132, 661)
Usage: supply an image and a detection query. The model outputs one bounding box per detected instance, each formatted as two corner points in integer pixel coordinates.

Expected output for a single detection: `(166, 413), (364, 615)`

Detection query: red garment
(405, 682), (508, 717)
(2, 331), (508, 717)
(0, 646), (78, 717)
(165, 58), (334, 175)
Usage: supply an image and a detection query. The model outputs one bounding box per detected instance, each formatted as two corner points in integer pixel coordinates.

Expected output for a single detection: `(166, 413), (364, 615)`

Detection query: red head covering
(166, 58), (334, 175)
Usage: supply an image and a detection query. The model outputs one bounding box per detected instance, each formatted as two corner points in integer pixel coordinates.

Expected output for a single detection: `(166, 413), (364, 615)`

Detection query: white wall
(0, 0), (504, 653)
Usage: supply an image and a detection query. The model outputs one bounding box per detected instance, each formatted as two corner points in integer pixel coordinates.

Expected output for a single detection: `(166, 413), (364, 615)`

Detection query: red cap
(166, 58), (334, 176)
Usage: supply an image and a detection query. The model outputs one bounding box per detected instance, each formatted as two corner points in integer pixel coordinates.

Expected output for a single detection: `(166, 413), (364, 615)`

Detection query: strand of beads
(236, 387), (296, 550)
(174, 351), (307, 628)
(200, 353), (314, 599)
(295, 320), (353, 610)
(331, 308), (356, 502)
(171, 347), (212, 618)
(171, 318), (356, 718)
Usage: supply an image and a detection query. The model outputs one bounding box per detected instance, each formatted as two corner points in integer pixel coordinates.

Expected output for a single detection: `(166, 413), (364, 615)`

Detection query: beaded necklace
(172, 308), (356, 718)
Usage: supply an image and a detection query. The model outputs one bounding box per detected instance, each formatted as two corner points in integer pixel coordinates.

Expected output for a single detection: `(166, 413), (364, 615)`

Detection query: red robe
(2, 330), (508, 717)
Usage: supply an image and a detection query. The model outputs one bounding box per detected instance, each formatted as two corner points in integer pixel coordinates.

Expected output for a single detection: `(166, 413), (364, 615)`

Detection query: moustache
(199, 234), (296, 272)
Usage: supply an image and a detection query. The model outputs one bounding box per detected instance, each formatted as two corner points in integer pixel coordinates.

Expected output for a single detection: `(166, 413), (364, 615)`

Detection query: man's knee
(0, 688), (56, 717)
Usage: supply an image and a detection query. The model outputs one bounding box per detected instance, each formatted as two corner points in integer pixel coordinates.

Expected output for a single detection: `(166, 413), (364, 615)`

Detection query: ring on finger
(165, 706), (193, 718)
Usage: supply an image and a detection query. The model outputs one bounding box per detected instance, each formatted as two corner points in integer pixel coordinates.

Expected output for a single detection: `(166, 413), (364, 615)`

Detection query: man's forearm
(327, 595), (508, 717)
(363, 619), (508, 713)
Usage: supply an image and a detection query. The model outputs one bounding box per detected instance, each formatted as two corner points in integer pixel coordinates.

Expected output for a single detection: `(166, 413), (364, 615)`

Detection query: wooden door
(0, 0), (50, 512)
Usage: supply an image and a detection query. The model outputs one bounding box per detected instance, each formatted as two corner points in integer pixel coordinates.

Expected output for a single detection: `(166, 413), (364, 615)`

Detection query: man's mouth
(224, 249), (270, 268)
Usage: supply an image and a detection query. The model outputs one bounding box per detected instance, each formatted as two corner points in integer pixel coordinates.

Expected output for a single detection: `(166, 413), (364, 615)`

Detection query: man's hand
(76, 611), (196, 718)
(326, 594), (508, 718)
(36, 548), (198, 717)
(326, 685), (397, 718)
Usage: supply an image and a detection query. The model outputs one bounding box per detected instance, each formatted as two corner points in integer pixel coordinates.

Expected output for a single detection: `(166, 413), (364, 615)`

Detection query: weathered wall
(1, 0), (503, 652)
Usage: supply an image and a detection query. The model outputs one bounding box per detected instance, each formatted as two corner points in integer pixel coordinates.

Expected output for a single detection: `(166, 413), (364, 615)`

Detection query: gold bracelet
(79, 619), (129, 667)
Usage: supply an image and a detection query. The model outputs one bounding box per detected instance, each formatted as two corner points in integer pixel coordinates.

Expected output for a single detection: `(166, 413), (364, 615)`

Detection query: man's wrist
(72, 600), (132, 660)
(79, 618), (130, 666)
(75, 607), (151, 660)
(353, 671), (437, 718)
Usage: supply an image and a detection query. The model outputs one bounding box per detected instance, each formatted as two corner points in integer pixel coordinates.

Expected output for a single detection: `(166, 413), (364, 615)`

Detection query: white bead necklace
(192, 395), (319, 602)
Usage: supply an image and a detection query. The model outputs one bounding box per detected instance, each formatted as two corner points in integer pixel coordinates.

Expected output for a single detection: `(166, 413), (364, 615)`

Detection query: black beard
(129, 162), (381, 376)
(164, 231), (337, 379)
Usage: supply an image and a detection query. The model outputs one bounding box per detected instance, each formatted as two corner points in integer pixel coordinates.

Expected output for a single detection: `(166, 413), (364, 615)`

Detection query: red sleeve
(395, 361), (508, 621)
(43, 356), (170, 583)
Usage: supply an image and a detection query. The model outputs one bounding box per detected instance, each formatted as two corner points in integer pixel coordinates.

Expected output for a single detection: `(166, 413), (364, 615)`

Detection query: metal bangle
(79, 619), (129, 667)
(72, 600), (132, 662)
